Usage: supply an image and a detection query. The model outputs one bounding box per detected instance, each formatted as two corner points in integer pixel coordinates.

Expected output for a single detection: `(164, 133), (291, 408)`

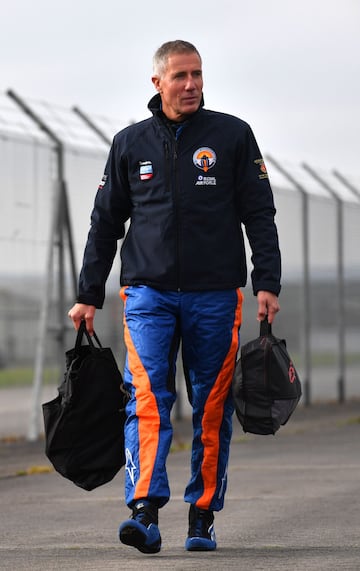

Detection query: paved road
(1, 397), (360, 570)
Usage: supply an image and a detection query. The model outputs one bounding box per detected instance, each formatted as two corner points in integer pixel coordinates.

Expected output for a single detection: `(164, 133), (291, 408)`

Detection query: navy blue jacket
(77, 95), (281, 308)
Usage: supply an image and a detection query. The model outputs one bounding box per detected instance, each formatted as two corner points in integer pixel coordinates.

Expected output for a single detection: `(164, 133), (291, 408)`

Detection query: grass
(293, 352), (360, 368)
(0, 367), (60, 389)
(0, 351), (359, 389)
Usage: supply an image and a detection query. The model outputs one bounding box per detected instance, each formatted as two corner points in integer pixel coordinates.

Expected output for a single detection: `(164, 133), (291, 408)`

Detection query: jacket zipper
(164, 135), (181, 291)
(173, 143), (181, 291)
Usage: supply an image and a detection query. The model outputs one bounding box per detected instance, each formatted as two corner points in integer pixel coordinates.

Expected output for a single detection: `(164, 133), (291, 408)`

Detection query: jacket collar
(147, 93), (205, 121)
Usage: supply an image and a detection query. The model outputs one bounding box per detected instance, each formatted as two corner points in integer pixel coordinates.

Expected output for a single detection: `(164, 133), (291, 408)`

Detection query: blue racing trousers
(120, 286), (243, 511)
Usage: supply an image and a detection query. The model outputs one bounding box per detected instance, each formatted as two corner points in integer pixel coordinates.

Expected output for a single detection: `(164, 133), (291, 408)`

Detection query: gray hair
(153, 40), (202, 77)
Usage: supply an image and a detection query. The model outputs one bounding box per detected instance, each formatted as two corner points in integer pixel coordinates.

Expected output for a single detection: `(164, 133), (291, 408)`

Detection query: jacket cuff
(76, 294), (104, 309)
(253, 282), (281, 297)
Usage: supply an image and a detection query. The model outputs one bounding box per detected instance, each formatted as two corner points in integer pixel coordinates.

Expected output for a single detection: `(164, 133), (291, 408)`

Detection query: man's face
(152, 52), (203, 122)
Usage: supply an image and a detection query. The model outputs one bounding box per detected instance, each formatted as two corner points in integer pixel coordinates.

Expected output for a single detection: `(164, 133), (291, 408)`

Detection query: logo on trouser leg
(218, 464), (228, 499)
(125, 448), (137, 486)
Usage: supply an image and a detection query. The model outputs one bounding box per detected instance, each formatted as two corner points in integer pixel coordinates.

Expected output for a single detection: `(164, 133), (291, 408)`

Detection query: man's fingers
(256, 297), (267, 322)
(257, 306), (267, 322)
(266, 307), (276, 324)
(256, 291), (280, 324)
(83, 314), (94, 335)
(68, 304), (95, 333)
(68, 311), (82, 330)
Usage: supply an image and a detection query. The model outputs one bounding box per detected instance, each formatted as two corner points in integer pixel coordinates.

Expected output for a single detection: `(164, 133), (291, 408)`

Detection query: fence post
(72, 106), (112, 146)
(302, 163), (346, 403)
(266, 155), (312, 406)
(7, 89), (78, 440)
(332, 170), (360, 201)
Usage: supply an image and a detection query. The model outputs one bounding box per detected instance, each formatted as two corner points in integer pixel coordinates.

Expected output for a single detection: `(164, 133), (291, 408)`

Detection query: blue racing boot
(119, 500), (161, 554)
(185, 504), (217, 551)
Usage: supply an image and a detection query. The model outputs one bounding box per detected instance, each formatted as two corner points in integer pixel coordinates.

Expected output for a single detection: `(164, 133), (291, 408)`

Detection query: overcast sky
(1, 0), (360, 180)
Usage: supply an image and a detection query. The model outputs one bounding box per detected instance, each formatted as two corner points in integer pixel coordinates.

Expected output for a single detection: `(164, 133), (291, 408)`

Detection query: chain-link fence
(1, 90), (359, 438)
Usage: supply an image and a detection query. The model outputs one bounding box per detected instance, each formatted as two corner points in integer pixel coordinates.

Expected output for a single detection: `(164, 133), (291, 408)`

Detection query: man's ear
(152, 75), (161, 92)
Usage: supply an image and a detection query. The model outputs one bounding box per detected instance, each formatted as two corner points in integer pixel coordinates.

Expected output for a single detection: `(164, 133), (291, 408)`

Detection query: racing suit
(77, 94), (281, 511)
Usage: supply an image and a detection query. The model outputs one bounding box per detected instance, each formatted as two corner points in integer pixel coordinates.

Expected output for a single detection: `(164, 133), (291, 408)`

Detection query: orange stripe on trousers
(196, 289), (243, 510)
(120, 287), (160, 500)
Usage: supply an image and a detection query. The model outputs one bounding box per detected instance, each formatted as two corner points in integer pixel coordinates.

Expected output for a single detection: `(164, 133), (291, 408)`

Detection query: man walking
(69, 39), (281, 554)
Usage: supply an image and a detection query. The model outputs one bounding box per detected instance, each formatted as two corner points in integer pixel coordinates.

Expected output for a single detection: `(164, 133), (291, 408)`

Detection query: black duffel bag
(42, 321), (128, 490)
(233, 317), (302, 435)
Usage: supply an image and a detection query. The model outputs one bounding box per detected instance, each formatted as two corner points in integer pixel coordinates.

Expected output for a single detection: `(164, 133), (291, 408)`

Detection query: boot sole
(185, 537), (217, 551)
(119, 522), (161, 554)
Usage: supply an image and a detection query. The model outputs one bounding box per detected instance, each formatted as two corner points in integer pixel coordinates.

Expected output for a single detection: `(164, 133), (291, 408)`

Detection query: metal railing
(1, 90), (359, 439)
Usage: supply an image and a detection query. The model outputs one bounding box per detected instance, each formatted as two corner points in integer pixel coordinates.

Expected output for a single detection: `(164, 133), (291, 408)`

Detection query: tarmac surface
(1, 390), (360, 570)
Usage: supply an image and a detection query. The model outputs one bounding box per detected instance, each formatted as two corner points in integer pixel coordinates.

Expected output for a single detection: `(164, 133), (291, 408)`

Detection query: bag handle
(74, 320), (102, 353)
(260, 315), (272, 336)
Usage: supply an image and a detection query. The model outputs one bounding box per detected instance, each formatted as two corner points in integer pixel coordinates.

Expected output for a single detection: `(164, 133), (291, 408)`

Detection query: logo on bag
(288, 361), (296, 383)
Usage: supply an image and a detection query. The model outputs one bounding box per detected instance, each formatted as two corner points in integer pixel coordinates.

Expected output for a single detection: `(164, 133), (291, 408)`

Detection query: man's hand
(256, 291), (280, 324)
(68, 303), (96, 335)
